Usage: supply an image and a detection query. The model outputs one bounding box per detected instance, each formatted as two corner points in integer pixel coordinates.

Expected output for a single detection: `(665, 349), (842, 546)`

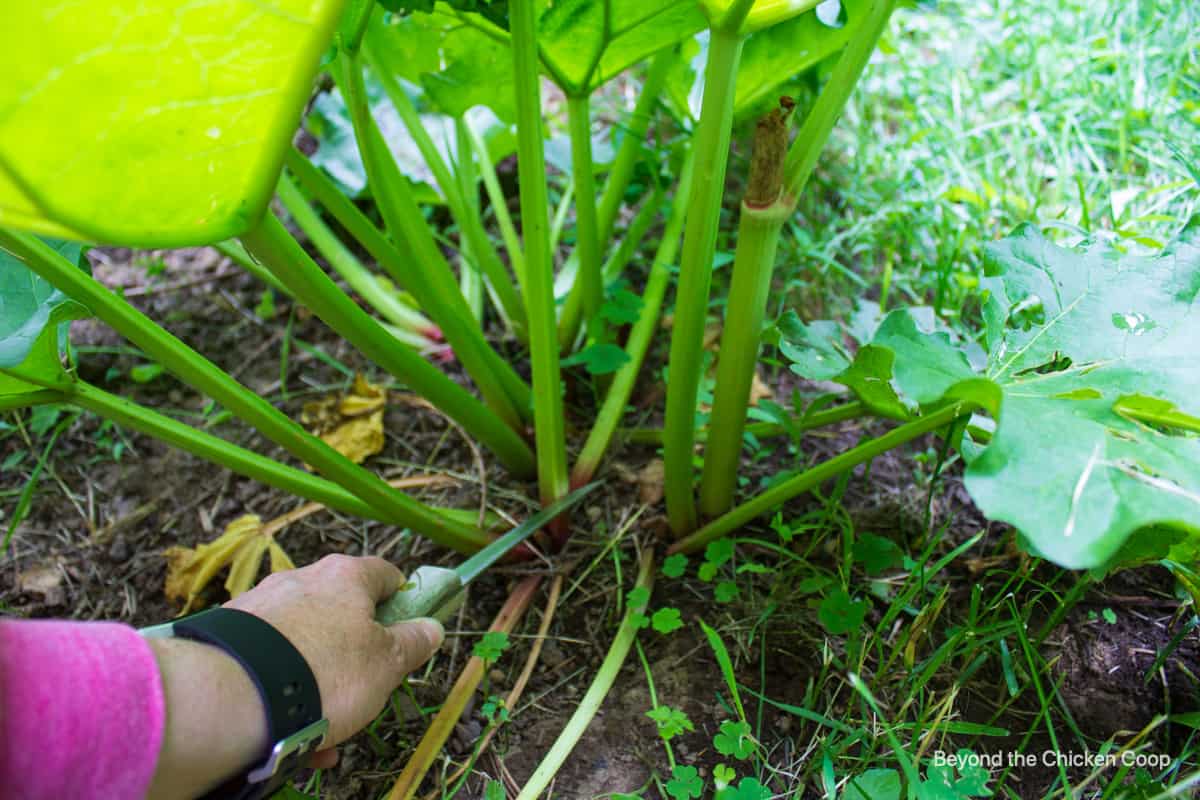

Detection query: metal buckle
(246, 718), (330, 783)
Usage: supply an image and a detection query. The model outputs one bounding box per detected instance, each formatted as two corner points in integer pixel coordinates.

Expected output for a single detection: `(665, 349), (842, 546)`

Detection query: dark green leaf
(713, 720), (755, 760)
(651, 606), (684, 633)
(817, 588), (867, 634)
(844, 769), (901, 800)
(0, 240), (89, 396)
(852, 532), (904, 576)
(661, 552), (688, 578)
(561, 342), (631, 375)
(790, 220), (1200, 569)
(666, 765), (704, 800)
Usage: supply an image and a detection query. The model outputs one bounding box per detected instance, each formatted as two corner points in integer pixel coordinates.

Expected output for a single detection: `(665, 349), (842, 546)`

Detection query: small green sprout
(661, 553), (689, 578)
(666, 765), (703, 800)
(713, 720), (755, 760)
(473, 631), (510, 663)
(651, 607), (684, 633)
(818, 588), (868, 635)
(646, 705), (694, 740)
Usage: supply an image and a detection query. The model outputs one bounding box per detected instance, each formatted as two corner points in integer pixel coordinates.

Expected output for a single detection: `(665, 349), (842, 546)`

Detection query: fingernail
(417, 617), (445, 650)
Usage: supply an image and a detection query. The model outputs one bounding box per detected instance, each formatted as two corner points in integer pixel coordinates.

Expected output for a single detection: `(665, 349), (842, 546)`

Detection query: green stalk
(781, 0), (898, 201)
(549, 177), (575, 255)
(0, 389), (65, 412)
(284, 148), (530, 413)
(337, 0), (375, 53)
(698, 0), (897, 515)
(599, 183), (665, 286)
(566, 94), (603, 326)
(510, 0), (569, 507)
(557, 51), (672, 347)
(514, 550), (655, 799)
(662, 27), (747, 535)
(68, 382), (393, 523)
(596, 49), (673, 244)
(0, 229), (486, 552)
(624, 400), (867, 444)
(363, 42), (528, 335)
(697, 202), (789, 516)
(275, 174), (437, 336)
(454, 118), (488, 325)
(670, 402), (972, 554)
(214, 239), (289, 295)
(572, 157), (694, 485)
(463, 118), (526, 288)
(334, 51), (532, 424)
(240, 213), (535, 477)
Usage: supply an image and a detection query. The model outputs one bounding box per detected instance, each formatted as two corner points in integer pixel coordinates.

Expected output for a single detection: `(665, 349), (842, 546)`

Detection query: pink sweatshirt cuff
(0, 619), (165, 800)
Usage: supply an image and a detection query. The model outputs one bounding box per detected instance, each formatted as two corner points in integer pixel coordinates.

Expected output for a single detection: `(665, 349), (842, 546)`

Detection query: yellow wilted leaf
(320, 412), (384, 464)
(164, 514), (294, 614)
(340, 373), (386, 417)
(302, 374), (387, 465)
(749, 371), (773, 406)
(268, 541), (295, 573)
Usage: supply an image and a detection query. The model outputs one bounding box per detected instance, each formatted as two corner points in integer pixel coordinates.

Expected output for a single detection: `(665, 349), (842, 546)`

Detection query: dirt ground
(2, 245), (1198, 799)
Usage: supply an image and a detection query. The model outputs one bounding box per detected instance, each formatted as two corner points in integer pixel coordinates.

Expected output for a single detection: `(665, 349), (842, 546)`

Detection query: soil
(2, 243), (1198, 800)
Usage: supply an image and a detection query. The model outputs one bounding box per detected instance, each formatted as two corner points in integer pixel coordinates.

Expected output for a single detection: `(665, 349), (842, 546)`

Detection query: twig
(387, 575), (543, 800)
(425, 572), (569, 798)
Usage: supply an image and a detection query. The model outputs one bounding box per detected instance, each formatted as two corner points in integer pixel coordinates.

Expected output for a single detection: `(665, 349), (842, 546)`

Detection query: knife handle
(375, 565), (464, 626)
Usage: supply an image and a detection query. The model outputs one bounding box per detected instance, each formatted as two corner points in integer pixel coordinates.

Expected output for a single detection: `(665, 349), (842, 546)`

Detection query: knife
(375, 482), (599, 625)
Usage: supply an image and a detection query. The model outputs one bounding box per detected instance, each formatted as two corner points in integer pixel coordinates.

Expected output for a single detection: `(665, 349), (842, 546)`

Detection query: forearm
(146, 637), (268, 800)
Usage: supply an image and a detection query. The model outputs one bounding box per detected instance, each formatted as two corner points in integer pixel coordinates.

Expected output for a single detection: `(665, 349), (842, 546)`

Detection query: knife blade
(375, 482), (599, 625)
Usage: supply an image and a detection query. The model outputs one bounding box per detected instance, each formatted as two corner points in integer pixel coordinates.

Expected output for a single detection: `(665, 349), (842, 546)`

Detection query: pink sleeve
(0, 619), (165, 800)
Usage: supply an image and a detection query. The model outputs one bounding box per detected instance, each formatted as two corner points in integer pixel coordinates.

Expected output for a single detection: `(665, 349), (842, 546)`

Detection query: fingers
(383, 618), (445, 681)
(319, 554), (405, 604)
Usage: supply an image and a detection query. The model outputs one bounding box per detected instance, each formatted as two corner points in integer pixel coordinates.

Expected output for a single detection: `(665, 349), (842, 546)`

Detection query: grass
(766, 0), (1200, 326)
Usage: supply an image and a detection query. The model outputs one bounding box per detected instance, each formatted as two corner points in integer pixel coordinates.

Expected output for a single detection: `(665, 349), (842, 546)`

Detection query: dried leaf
(340, 373), (386, 416)
(321, 410), (385, 464)
(16, 562), (65, 606)
(225, 531), (270, 598)
(164, 513), (294, 613)
(303, 374), (388, 464)
(749, 371), (773, 406)
(268, 540), (296, 572)
(301, 395), (340, 433)
(637, 459), (665, 505)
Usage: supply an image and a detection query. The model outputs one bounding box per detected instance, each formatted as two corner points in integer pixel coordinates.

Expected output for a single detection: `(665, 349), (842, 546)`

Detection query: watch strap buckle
(246, 718), (330, 783)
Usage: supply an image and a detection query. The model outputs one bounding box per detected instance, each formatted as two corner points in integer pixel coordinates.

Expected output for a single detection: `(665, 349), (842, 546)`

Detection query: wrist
(146, 637), (269, 800)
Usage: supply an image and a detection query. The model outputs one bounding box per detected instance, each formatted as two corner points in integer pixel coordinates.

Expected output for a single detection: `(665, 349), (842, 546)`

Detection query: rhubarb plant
(776, 222), (1200, 568)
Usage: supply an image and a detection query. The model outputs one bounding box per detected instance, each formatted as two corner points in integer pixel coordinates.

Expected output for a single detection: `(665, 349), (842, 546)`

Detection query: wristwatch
(141, 607), (330, 800)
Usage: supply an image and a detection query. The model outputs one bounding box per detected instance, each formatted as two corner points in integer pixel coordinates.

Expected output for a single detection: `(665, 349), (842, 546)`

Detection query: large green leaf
(784, 221), (1200, 569)
(537, 0), (706, 94)
(0, 0), (348, 246)
(365, 10), (518, 122)
(0, 240), (89, 395)
(733, 0), (866, 116)
(667, 0), (868, 123)
(774, 312), (908, 419)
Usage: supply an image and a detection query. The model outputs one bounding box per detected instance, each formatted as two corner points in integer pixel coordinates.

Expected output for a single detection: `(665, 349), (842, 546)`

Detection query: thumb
(384, 617), (445, 679)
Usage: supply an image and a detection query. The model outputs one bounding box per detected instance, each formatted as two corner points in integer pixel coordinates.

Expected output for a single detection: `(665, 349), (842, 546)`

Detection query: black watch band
(142, 607), (329, 800)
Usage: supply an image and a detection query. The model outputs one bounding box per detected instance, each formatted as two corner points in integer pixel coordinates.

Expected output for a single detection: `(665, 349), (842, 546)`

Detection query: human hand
(227, 554), (444, 754)
(148, 555), (443, 798)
